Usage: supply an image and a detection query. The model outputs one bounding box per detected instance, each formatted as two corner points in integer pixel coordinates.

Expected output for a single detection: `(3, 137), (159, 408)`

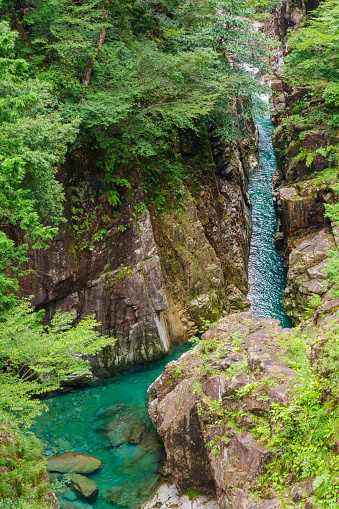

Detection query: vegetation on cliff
(0, 0), (269, 417)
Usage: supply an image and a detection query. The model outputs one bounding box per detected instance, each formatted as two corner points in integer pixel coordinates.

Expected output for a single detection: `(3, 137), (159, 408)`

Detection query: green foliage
(285, 0), (339, 90)
(245, 0), (280, 17)
(225, 360), (248, 377)
(0, 299), (113, 427)
(260, 321), (339, 507)
(185, 489), (207, 501)
(0, 424), (50, 506)
(11, 0), (269, 195)
(304, 293), (323, 319)
(0, 20), (79, 313)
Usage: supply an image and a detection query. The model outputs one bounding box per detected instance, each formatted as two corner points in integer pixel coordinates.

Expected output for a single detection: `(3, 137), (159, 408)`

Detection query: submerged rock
(62, 491), (77, 501)
(102, 421), (147, 447)
(47, 452), (103, 474)
(64, 474), (99, 502)
(60, 501), (94, 509)
(103, 476), (159, 506)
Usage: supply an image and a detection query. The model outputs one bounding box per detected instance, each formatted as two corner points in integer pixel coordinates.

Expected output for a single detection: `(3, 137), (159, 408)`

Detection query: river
(248, 99), (292, 328)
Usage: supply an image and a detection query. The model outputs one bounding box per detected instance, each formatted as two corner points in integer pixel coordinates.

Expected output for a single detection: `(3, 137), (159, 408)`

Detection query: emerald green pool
(248, 106), (292, 328)
(33, 344), (191, 509)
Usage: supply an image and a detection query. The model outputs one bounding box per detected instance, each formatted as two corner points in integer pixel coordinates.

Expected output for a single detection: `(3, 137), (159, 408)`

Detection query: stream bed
(33, 344), (190, 509)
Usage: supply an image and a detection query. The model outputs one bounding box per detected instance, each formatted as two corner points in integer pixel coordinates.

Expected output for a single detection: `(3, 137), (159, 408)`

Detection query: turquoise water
(33, 344), (191, 509)
(247, 109), (292, 328)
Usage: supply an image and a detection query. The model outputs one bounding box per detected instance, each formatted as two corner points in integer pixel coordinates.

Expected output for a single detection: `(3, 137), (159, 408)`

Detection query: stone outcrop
(283, 228), (335, 323)
(264, 0), (339, 324)
(64, 474), (99, 502)
(17, 128), (257, 373)
(146, 313), (298, 509)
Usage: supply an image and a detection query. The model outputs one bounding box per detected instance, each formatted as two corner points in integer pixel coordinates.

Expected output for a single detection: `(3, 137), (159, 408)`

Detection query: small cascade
(154, 311), (171, 352)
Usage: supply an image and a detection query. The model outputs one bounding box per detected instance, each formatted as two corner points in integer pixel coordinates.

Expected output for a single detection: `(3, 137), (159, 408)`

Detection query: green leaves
(286, 0), (339, 89)
(262, 321), (339, 507)
(0, 21), (80, 313)
(0, 299), (113, 427)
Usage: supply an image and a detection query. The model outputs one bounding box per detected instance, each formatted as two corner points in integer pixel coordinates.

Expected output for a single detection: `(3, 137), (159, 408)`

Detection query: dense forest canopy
(3, 0), (339, 507)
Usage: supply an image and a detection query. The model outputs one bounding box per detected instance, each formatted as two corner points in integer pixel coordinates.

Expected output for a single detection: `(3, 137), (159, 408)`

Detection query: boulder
(224, 374), (250, 395)
(157, 377), (215, 493)
(103, 475), (159, 507)
(60, 501), (94, 509)
(64, 473), (99, 502)
(202, 375), (228, 401)
(104, 422), (146, 447)
(227, 434), (271, 479)
(290, 480), (314, 503)
(260, 360), (295, 377)
(62, 492), (77, 501)
(47, 452), (103, 474)
(268, 383), (291, 405)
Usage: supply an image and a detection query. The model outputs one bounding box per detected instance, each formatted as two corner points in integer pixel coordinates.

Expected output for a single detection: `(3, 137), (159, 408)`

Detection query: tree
(0, 299), (112, 427)
(15, 0), (268, 171)
(285, 0), (339, 100)
(0, 20), (79, 314)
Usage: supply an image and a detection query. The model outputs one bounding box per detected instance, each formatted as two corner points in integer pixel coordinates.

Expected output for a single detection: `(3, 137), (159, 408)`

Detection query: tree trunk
(82, 1), (110, 86)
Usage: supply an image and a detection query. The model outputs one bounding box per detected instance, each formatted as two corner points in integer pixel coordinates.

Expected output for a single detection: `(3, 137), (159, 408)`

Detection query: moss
(185, 489), (208, 501)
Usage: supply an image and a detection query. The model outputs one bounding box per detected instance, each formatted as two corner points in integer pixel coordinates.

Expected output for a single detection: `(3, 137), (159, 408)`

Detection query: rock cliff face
(146, 308), (339, 509)
(266, 0), (339, 324)
(18, 129), (257, 373)
(146, 313), (298, 509)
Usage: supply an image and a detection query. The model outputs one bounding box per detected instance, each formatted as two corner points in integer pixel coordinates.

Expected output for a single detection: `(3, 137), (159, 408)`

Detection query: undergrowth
(259, 319), (339, 508)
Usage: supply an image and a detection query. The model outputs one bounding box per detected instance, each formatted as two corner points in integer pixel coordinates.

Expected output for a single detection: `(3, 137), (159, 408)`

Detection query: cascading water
(247, 95), (292, 328)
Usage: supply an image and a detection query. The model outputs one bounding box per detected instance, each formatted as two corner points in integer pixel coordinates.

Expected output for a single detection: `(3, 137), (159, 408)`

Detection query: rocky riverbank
(146, 313), (293, 509)
(145, 306), (339, 509)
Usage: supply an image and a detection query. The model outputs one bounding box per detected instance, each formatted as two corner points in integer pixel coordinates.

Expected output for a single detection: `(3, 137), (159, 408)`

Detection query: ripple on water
(247, 114), (292, 329)
(35, 110), (291, 509)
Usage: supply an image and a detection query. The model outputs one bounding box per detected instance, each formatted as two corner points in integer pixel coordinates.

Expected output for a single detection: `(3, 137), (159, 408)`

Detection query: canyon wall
(18, 128), (257, 373)
(267, 0), (339, 324)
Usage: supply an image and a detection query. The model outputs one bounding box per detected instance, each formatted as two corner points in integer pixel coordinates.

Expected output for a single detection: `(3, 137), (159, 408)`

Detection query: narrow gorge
(1, 0), (339, 508)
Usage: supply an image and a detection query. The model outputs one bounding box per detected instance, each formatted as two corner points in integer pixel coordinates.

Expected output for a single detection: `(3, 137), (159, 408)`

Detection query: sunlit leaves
(0, 21), (79, 313)
(0, 299), (113, 427)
